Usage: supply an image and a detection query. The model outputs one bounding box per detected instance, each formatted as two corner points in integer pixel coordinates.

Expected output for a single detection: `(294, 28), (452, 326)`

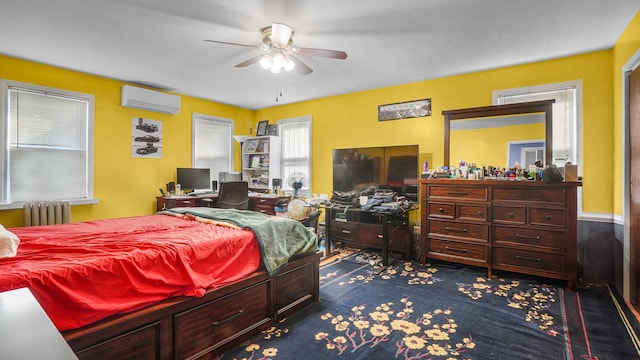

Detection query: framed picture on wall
(256, 120), (268, 136)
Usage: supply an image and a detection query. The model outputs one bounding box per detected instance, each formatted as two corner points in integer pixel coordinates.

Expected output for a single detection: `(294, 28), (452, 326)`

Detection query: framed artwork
(256, 120), (269, 136)
(267, 124), (278, 136)
(378, 98), (431, 121)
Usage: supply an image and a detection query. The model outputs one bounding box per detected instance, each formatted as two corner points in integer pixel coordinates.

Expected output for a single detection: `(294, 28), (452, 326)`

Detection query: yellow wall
(0, 54), (254, 227)
(257, 50), (614, 215)
(613, 11), (640, 215)
(2, 12), (639, 228)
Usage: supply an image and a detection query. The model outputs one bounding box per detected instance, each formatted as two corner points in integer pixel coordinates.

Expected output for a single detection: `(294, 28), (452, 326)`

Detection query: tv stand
(325, 206), (413, 265)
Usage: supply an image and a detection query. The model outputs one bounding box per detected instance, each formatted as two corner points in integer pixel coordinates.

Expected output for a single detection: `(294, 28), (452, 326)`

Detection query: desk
(325, 207), (414, 266)
(0, 288), (78, 360)
(156, 194), (290, 216)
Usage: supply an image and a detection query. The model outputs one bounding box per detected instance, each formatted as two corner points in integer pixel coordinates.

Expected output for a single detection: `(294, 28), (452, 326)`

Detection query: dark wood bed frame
(62, 251), (321, 360)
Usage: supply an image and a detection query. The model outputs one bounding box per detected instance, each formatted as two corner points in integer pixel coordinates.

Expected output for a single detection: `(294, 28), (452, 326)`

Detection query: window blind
(496, 86), (577, 165)
(8, 86), (90, 202)
(279, 117), (311, 195)
(193, 115), (233, 185)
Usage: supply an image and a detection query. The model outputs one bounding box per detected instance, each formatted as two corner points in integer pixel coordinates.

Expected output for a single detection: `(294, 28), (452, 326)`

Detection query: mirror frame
(443, 100), (555, 168)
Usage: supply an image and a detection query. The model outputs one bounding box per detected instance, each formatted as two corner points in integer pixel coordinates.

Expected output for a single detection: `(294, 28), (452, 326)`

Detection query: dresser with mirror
(420, 100), (580, 290)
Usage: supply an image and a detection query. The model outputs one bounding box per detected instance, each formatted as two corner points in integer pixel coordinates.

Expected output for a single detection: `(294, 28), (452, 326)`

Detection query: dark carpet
(221, 250), (640, 359)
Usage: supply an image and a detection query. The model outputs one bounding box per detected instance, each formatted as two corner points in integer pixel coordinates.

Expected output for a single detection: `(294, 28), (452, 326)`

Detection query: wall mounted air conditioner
(121, 85), (181, 114)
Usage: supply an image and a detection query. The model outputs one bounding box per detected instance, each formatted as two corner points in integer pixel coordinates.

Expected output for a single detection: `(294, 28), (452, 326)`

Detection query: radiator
(23, 201), (71, 226)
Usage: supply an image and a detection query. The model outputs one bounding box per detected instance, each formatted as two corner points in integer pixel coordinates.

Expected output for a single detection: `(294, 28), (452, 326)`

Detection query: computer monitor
(176, 168), (211, 192)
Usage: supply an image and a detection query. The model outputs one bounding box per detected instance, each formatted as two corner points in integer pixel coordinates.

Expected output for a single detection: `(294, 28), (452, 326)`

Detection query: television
(332, 145), (419, 200)
(176, 168), (211, 192)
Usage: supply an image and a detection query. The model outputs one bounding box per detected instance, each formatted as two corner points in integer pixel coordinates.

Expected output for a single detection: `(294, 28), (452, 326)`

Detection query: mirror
(443, 100), (554, 169)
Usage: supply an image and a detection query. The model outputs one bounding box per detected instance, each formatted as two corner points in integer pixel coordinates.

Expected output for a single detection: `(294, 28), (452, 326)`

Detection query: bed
(0, 207), (321, 359)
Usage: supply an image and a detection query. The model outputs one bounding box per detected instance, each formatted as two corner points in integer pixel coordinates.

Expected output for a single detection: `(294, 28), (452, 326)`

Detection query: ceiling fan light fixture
(259, 55), (273, 70)
(270, 23), (293, 48)
(283, 57), (295, 71)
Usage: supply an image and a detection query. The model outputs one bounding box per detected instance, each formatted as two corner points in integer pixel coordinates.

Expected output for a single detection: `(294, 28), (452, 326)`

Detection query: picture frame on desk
(256, 120), (268, 136)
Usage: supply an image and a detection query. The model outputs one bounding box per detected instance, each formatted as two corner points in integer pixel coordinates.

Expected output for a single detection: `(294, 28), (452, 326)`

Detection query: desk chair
(218, 181), (249, 210)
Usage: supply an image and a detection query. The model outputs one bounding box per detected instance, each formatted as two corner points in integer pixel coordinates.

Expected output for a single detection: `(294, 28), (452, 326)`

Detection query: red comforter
(0, 214), (261, 331)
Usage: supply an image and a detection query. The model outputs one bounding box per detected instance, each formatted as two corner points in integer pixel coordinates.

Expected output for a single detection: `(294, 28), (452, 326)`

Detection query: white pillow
(0, 225), (20, 258)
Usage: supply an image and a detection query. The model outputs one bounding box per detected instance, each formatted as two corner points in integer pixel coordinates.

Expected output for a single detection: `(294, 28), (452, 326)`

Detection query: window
(278, 116), (312, 196)
(493, 81), (582, 171)
(0, 80), (94, 207)
(192, 113), (233, 186)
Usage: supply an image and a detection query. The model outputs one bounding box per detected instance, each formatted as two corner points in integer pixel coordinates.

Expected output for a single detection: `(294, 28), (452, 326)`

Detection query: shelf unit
(241, 136), (281, 193)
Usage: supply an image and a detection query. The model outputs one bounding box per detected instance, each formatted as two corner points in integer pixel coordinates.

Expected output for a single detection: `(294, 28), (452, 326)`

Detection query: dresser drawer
(428, 238), (488, 261)
(492, 187), (566, 205)
(169, 198), (197, 208)
(428, 219), (489, 242)
(493, 226), (565, 251)
(457, 204), (488, 221)
(330, 221), (360, 241)
(174, 282), (270, 360)
(493, 247), (565, 275)
(493, 205), (526, 224)
(428, 185), (488, 201)
(529, 207), (566, 227)
(428, 202), (455, 219)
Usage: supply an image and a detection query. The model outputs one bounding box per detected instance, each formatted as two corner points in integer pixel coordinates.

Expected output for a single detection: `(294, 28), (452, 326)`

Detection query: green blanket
(162, 207), (318, 275)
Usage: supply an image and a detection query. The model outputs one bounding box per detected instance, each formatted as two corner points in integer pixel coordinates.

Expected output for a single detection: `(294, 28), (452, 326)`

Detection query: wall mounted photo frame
(378, 98), (432, 121)
(256, 120), (268, 136)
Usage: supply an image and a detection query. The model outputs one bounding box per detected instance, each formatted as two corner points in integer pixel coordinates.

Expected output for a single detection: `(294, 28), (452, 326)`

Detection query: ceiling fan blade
(293, 47), (348, 60)
(290, 56), (313, 75)
(234, 55), (263, 68)
(204, 39), (260, 49)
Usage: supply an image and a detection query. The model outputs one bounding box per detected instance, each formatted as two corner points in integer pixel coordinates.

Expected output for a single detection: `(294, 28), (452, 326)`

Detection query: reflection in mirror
(443, 100), (554, 169)
(450, 113), (545, 168)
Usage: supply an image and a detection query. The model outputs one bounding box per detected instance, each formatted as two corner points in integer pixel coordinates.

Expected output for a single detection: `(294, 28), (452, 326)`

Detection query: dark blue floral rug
(221, 250), (640, 359)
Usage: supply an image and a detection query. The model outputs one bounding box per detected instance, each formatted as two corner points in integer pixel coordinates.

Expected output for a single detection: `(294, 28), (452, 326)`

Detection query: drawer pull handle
(515, 234), (540, 241)
(341, 229), (352, 234)
(259, 199), (267, 203)
(181, 201), (191, 204)
(445, 246), (468, 253)
(515, 255), (543, 262)
(444, 226), (468, 233)
(212, 309), (245, 327)
(438, 207), (445, 213)
(446, 191), (469, 196)
(508, 212), (515, 218)
(545, 215), (552, 220)
(377, 234), (383, 239)
(477, 211), (484, 215)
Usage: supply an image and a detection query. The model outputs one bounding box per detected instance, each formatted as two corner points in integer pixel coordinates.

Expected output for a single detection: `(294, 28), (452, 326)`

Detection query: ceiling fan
(204, 23), (347, 75)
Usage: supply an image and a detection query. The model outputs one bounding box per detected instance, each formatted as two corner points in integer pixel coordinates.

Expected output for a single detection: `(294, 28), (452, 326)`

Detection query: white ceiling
(1, 0), (638, 110)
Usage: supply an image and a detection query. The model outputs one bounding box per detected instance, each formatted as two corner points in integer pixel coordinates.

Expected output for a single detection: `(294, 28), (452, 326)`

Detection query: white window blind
(2, 81), (93, 204)
(494, 82), (580, 168)
(192, 114), (233, 186)
(279, 116), (312, 196)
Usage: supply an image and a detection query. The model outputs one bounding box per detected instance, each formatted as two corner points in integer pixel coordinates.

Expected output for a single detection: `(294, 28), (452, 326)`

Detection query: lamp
(233, 135), (249, 180)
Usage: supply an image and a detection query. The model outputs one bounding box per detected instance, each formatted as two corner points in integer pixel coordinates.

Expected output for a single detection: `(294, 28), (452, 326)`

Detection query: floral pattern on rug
(314, 297), (475, 359)
(335, 250), (441, 286)
(457, 276), (558, 334)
